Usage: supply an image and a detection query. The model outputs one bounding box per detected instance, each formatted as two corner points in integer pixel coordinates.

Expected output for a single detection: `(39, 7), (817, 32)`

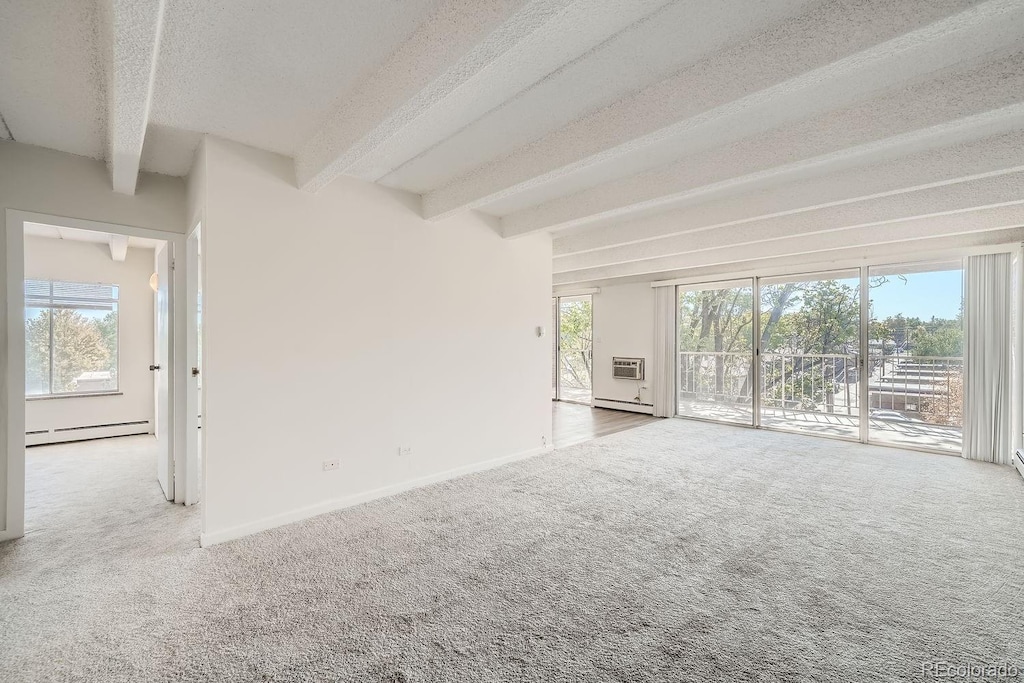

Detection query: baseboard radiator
(1015, 449), (1024, 480)
(26, 420), (153, 446)
(593, 398), (655, 415)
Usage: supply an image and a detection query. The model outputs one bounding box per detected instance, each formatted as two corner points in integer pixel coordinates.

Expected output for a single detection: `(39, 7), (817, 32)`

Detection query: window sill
(27, 392), (123, 402)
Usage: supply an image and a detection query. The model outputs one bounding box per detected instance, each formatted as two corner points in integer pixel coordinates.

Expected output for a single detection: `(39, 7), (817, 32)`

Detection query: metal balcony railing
(677, 351), (962, 425)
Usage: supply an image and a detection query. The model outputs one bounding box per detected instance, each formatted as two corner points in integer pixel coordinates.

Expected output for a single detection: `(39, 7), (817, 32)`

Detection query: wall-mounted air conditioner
(612, 357), (645, 380)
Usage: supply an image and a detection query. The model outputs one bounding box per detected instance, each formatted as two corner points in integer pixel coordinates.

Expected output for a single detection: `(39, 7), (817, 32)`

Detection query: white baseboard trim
(592, 398), (654, 415)
(200, 444), (555, 547)
(26, 421), (153, 446)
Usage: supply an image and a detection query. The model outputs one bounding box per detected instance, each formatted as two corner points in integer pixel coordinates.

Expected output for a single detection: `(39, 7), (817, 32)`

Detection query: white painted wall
(196, 137), (552, 544)
(588, 283), (655, 408)
(0, 140), (186, 538)
(23, 236), (156, 443)
(0, 141), (186, 233)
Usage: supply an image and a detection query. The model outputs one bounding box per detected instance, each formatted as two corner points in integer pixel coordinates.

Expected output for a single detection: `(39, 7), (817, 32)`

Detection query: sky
(869, 270), (963, 321)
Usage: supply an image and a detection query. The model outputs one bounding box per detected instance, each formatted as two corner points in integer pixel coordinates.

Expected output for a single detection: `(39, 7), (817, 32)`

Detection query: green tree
(558, 299), (592, 391)
(761, 280), (859, 412)
(25, 309), (51, 393)
(917, 325), (962, 358)
(52, 309), (110, 392)
(28, 308), (110, 393)
(95, 310), (119, 375)
(678, 288), (752, 401)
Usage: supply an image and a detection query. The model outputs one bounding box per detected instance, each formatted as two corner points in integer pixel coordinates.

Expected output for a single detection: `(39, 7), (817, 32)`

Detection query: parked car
(869, 409), (921, 423)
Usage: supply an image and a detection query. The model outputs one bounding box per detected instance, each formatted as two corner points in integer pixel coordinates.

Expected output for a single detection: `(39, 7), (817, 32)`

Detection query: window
(25, 280), (119, 396)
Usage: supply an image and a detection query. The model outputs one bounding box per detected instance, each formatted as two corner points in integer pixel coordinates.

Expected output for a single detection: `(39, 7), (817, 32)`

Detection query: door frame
(1, 210), (189, 542)
(552, 293), (594, 405)
(184, 221), (203, 507)
(154, 242), (174, 500)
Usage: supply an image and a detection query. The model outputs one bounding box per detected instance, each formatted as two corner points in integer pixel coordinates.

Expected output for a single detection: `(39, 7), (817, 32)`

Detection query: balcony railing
(761, 352), (858, 417)
(868, 354), (962, 427)
(677, 351), (752, 406)
(677, 351), (963, 426)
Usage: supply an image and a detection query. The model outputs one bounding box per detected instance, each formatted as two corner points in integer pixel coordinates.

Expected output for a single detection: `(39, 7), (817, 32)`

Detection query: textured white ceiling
(0, 0), (106, 157)
(146, 0), (443, 174)
(2, 0), (1022, 285)
(24, 222), (161, 250)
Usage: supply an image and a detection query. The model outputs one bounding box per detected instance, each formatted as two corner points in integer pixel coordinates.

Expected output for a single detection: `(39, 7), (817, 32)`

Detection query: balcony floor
(556, 385), (592, 404)
(678, 399), (961, 453)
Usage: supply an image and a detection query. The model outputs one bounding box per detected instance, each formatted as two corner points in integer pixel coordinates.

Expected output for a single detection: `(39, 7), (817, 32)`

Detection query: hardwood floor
(552, 401), (662, 448)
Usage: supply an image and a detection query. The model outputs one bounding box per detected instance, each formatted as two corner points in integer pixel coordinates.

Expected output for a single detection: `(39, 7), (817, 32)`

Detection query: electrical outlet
(323, 458), (339, 471)
(542, 435), (547, 446)
(399, 446), (412, 457)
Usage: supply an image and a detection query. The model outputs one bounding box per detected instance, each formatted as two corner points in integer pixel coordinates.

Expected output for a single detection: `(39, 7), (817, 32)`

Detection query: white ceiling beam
(376, 0), (816, 194)
(109, 234), (129, 262)
(558, 228), (1024, 290)
(554, 173), (1024, 272)
(340, 0), (675, 185)
(296, 0), (648, 194)
(557, 168), (1024, 272)
(553, 128), (1024, 256)
(104, 0), (165, 195)
(553, 204), (1024, 285)
(556, 176), (1024, 272)
(422, 0), (1024, 222)
(501, 68), (1024, 237)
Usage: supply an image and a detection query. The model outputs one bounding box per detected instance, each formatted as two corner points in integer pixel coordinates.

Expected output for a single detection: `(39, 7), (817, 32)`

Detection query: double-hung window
(25, 280), (120, 397)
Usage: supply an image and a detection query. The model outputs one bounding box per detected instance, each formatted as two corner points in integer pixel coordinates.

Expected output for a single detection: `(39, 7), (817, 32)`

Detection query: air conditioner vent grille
(612, 357), (645, 380)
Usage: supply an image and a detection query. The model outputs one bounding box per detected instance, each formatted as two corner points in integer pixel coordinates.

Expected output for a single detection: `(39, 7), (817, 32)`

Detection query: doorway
(552, 294), (593, 405)
(1, 210), (192, 543)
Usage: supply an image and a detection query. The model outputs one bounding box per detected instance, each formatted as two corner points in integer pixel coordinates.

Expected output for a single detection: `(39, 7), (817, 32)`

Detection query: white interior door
(154, 244), (173, 501)
(184, 227), (202, 506)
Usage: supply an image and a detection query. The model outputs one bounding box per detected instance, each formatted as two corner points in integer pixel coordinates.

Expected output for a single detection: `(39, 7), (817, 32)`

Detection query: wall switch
(399, 446), (412, 457)
(323, 458), (339, 471)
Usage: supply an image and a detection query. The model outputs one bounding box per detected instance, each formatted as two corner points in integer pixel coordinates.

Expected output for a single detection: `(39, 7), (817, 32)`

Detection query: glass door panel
(867, 261), (963, 453)
(677, 281), (754, 425)
(557, 295), (592, 404)
(759, 271), (861, 439)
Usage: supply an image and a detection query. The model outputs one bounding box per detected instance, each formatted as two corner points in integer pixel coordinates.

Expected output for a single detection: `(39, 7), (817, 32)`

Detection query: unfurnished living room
(1, 1), (1023, 681)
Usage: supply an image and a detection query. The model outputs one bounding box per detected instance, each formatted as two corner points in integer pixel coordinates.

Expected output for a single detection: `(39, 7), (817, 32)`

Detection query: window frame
(24, 278), (121, 399)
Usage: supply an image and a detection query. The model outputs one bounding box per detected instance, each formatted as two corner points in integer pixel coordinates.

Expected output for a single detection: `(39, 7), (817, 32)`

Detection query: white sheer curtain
(962, 252), (1013, 464)
(652, 285), (677, 418)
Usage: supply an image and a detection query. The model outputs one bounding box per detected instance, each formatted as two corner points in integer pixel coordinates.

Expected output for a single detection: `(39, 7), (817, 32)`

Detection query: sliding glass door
(677, 281), (754, 425)
(867, 262), (963, 452)
(552, 295), (592, 404)
(759, 271), (861, 440)
(665, 255), (987, 454)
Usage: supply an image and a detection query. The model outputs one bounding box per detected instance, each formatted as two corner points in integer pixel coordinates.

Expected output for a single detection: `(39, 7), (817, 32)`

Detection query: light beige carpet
(1, 423), (1022, 682)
